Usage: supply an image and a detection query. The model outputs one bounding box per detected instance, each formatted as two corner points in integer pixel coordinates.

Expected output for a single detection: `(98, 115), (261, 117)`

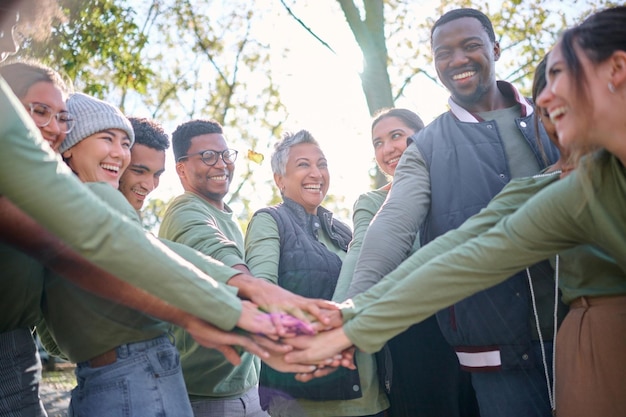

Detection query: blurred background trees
(17, 0), (616, 229)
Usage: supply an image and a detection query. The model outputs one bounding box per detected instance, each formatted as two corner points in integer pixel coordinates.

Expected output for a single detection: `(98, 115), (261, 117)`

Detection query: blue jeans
(0, 328), (47, 417)
(471, 341), (554, 417)
(69, 334), (192, 417)
(190, 387), (268, 417)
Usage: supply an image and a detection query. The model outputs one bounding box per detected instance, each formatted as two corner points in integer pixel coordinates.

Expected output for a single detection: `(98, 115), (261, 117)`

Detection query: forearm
(344, 225), (478, 321)
(347, 146), (430, 298)
(345, 198), (584, 352)
(161, 238), (242, 287)
(226, 272), (266, 300)
(345, 174), (561, 319)
(333, 197), (377, 302)
(347, 210), (510, 316)
(0, 198), (242, 330)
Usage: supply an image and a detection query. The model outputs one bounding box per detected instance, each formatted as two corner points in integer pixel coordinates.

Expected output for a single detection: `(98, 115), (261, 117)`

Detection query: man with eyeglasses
(160, 119), (268, 416)
(0, 4), (272, 417)
(160, 119), (328, 417)
(0, 4), (323, 417)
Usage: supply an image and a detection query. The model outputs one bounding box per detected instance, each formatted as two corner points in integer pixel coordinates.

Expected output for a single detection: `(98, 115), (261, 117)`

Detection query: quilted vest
(254, 198), (362, 402)
(415, 109), (559, 371)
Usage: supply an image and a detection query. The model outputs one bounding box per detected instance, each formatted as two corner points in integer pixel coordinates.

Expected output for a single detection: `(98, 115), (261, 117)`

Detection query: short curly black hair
(128, 117), (169, 152)
(431, 8), (495, 45)
(171, 119), (222, 161)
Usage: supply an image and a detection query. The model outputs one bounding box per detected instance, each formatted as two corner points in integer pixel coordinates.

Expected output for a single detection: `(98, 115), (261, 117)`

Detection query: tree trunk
(338, 0), (394, 187)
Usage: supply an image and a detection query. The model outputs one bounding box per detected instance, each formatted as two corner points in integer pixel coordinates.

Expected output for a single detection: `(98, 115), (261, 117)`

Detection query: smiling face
(118, 144), (166, 210)
(274, 143), (329, 215)
(432, 17), (499, 110)
(372, 116), (415, 177)
(176, 133), (234, 210)
(62, 129), (131, 187)
(20, 81), (68, 151)
(537, 42), (612, 151)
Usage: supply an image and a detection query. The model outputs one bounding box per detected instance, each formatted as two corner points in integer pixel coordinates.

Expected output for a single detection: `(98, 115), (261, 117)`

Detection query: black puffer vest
(254, 198), (361, 404)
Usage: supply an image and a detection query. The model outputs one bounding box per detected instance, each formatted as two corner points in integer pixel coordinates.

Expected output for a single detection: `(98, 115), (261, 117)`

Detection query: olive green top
(344, 156), (626, 353)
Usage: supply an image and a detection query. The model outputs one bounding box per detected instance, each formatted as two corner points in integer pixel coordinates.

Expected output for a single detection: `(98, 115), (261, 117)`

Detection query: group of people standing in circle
(0, 2), (625, 417)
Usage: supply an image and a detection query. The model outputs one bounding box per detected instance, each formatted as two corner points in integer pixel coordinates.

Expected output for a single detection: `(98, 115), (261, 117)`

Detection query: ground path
(41, 362), (73, 417)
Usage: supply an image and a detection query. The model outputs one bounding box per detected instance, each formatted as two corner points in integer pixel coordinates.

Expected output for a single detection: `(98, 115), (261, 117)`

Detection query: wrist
(227, 273), (256, 299)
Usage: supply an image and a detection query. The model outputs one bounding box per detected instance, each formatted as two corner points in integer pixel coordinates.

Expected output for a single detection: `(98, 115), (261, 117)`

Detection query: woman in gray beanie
(60, 92), (135, 188)
(40, 91), (199, 416)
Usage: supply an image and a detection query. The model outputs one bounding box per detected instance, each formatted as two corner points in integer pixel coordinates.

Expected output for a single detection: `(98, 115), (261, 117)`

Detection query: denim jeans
(471, 341), (554, 417)
(0, 328), (47, 417)
(190, 387), (269, 417)
(69, 334), (192, 417)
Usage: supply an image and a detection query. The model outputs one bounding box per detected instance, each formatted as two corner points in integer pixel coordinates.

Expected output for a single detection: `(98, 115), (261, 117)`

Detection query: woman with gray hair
(245, 130), (388, 417)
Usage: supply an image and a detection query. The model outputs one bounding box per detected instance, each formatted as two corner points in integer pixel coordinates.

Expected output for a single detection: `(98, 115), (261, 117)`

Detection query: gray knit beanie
(59, 93), (135, 153)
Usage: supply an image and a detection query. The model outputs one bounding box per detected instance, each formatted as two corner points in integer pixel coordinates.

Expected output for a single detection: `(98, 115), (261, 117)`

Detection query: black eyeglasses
(25, 102), (76, 134)
(177, 149), (238, 166)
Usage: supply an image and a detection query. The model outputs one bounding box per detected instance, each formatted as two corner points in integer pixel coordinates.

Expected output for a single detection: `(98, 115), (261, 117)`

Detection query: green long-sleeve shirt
(40, 183), (242, 362)
(333, 188), (420, 302)
(245, 211), (389, 417)
(344, 155), (626, 353)
(333, 189), (387, 302)
(0, 77), (242, 333)
(344, 173), (561, 318)
(159, 191), (259, 400)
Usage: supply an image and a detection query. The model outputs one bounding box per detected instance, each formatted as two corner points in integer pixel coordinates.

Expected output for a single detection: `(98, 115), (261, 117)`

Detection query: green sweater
(40, 183), (241, 362)
(344, 155), (626, 353)
(334, 188), (421, 302)
(245, 212), (389, 417)
(159, 192), (260, 400)
(0, 78), (243, 330)
(41, 182), (163, 362)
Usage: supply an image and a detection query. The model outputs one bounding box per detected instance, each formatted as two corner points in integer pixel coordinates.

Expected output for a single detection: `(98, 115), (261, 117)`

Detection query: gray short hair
(271, 130), (319, 176)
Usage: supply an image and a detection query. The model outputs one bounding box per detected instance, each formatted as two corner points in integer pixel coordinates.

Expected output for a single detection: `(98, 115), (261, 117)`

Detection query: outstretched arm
(0, 80), (257, 330)
(343, 174), (561, 321)
(346, 144), (431, 298)
(0, 196), (276, 357)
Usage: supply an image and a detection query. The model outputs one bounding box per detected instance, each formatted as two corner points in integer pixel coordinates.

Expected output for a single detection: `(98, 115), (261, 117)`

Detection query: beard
(450, 80), (490, 108)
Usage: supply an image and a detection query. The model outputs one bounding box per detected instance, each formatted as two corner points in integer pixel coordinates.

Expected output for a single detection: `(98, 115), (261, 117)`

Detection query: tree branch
(393, 68), (439, 102)
(279, 0), (336, 54)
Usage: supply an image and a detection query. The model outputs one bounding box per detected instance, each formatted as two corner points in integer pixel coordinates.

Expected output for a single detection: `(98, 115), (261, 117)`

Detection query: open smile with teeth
(549, 107), (568, 123)
(132, 187), (148, 197)
(100, 163), (120, 174)
(386, 156), (400, 166)
(303, 184), (322, 192)
(452, 71), (476, 81)
(209, 174), (228, 181)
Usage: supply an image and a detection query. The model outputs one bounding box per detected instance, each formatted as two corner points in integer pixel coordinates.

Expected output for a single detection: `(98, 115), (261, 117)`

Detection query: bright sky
(147, 1), (449, 225)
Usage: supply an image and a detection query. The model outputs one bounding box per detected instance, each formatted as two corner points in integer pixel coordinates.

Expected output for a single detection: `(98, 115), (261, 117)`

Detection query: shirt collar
(448, 80), (534, 123)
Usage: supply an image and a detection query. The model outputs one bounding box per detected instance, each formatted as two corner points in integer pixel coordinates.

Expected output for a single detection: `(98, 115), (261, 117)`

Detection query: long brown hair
(558, 7), (626, 194)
